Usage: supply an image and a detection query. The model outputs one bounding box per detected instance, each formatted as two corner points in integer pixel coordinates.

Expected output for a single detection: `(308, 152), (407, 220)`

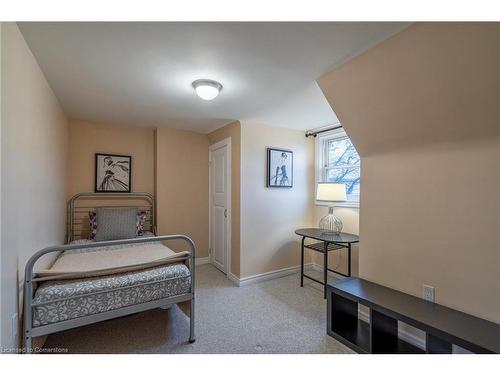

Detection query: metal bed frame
(67, 192), (157, 242)
(23, 193), (196, 353)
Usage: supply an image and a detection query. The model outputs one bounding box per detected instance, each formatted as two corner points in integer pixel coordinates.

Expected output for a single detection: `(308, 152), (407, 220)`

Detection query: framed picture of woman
(95, 153), (132, 193)
(266, 147), (293, 188)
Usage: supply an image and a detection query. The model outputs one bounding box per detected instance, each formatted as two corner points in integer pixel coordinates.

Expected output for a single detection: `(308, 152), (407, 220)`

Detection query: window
(316, 128), (360, 207)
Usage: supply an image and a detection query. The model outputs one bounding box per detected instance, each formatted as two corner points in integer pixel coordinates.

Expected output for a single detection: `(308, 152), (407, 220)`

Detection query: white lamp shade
(316, 183), (347, 202)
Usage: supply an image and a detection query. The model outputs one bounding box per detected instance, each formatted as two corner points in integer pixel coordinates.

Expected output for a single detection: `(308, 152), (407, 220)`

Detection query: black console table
(295, 228), (359, 298)
(327, 277), (500, 354)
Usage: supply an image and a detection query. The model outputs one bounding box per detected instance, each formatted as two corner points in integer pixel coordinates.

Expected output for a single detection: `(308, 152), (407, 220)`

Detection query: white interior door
(209, 141), (230, 274)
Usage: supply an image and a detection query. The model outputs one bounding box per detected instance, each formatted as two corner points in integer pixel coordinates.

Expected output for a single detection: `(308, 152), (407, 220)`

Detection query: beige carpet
(43, 264), (354, 354)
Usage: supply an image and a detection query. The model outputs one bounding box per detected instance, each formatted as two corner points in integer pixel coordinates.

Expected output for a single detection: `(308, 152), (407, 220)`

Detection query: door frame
(208, 137), (232, 276)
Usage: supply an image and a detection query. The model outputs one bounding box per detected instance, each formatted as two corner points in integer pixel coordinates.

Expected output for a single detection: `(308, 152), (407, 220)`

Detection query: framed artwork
(267, 147), (293, 188)
(95, 153), (132, 193)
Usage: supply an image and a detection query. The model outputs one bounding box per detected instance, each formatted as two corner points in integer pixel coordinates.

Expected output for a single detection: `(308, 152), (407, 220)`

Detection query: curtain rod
(305, 124), (343, 138)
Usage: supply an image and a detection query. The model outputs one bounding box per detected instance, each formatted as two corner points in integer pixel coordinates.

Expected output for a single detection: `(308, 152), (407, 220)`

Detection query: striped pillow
(95, 207), (137, 241)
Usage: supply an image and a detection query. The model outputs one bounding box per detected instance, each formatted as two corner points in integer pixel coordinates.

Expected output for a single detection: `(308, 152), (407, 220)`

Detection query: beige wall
(67, 120), (155, 198)
(318, 23), (500, 323)
(66, 118), (318, 278)
(240, 122), (315, 278)
(0, 21), (3, 346)
(208, 121), (241, 277)
(66, 120), (222, 262)
(360, 140), (500, 322)
(155, 127), (209, 258)
(312, 206), (359, 276)
(1, 23), (68, 349)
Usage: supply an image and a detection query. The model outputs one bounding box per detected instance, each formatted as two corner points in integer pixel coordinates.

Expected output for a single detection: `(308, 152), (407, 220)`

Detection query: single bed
(23, 192), (196, 352)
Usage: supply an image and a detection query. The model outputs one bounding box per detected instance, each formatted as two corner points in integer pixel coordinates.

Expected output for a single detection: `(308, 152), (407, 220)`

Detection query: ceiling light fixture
(192, 79), (223, 101)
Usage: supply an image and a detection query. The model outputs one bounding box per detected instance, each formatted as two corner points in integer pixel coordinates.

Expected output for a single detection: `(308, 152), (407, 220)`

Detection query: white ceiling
(19, 22), (409, 133)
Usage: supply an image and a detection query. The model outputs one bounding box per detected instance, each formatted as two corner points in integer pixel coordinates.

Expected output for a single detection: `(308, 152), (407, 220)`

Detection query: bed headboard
(67, 192), (156, 243)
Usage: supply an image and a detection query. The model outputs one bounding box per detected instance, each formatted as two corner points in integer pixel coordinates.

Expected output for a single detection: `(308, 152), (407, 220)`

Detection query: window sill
(315, 200), (360, 209)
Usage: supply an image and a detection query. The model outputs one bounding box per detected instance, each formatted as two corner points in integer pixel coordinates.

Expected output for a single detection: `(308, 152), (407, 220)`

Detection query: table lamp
(316, 183), (347, 235)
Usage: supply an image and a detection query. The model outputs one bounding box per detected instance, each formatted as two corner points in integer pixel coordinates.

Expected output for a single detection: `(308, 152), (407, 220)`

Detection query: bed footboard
(23, 235), (196, 353)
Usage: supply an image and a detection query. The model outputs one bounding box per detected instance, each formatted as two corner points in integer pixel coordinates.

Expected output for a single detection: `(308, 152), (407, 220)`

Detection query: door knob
(224, 209), (227, 218)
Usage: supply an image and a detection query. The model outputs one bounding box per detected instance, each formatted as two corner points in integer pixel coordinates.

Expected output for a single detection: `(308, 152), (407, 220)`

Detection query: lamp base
(318, 206), (343, 235)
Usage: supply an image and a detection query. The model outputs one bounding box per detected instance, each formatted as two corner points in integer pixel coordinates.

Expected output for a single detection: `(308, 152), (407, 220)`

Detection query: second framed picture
(267, 147), (293, 188)
(95, 153), (132, 193)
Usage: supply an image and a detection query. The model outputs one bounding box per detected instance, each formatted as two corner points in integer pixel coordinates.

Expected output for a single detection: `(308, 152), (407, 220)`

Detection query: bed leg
(24, 332), (32, 354)
(188, 296), (196, 343)
(24, 277), (34, 354)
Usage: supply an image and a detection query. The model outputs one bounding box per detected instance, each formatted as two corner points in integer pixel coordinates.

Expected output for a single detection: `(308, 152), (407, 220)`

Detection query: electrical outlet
(11, 313), (18, 340)
(423, 284), (435, 302)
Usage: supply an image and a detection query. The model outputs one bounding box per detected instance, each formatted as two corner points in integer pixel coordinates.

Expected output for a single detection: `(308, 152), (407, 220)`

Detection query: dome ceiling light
(192, 79), (223, 101)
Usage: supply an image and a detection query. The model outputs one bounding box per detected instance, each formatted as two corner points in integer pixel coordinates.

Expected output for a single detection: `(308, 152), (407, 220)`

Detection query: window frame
(315, 127), (360, 208)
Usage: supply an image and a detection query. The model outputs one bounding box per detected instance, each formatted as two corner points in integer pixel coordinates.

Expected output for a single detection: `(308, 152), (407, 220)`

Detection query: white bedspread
(36, 241), (190, 278)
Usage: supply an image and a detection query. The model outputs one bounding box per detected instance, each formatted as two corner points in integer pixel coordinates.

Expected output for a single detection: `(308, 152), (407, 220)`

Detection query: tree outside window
(321, 134), (360, 205)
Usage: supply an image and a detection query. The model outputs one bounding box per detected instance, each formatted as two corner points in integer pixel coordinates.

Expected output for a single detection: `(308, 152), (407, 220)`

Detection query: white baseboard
(226, 262), (347, 287)
(358, 309), (426, 350)
(228, 263), (318, 287)
(227, 272), (240, 285)
(195, 257), (209, 266)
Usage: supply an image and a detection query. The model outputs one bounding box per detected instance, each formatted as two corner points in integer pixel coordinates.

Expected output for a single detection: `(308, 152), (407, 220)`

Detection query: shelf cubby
(370, 310), (424, 353)
(329, 293), (370, 353)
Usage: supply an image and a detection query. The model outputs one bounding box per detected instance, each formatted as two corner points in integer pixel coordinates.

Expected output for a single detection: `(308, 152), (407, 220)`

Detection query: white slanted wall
(1, 22), (68, 350)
